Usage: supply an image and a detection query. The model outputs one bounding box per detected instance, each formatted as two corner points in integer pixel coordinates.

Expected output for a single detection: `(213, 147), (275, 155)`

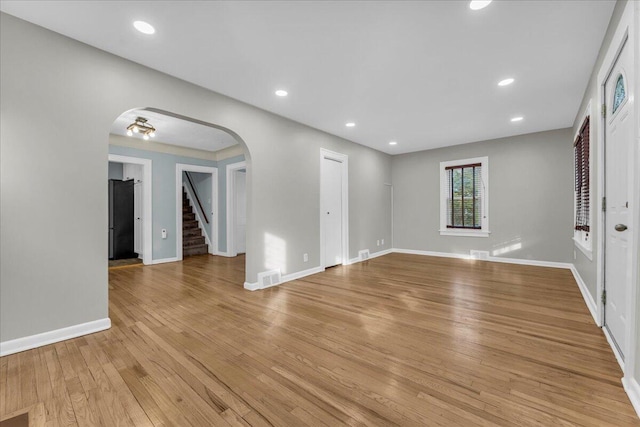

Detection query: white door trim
(319, 148), (349, 268)
(176, 163), (218, 260)
(595, 0), (637, 381)
(108, 154), (152, 265)
(226, 161), (246, 257)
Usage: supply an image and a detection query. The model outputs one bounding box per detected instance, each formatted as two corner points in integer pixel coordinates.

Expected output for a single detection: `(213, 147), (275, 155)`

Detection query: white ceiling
(111, 109), (238, 152)
(1, 1), (615, 154)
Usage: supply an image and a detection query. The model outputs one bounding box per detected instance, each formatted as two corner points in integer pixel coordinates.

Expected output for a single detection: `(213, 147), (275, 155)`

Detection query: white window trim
(573, 101), (592, 258)
(439, 156), (490, 238)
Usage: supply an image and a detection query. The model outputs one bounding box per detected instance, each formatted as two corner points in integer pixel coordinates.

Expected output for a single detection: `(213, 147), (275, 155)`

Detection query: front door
(604, 35), (633, 358)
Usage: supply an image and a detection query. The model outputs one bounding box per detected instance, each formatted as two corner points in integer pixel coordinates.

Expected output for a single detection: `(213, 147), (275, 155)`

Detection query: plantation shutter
(446, 163), (482, 229)
(574, 116), (590, 232)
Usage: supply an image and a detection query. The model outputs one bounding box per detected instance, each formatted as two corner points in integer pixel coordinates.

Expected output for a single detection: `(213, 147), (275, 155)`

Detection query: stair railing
(184, 172), (209, 224)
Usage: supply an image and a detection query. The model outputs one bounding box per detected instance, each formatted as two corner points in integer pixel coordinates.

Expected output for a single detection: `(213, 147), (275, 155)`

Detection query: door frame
(319, 148), (349, 268)
(595, 0), (638, 376)
(226, 160), (246, 257)
(176, 163), (218, 260)
(108, 154), (152, 265)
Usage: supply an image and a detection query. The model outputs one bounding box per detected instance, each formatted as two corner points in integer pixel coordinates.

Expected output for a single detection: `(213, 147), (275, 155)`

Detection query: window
(574, 113), (591, 254)
(440, 157), (489, 237)
(612, 74), (626, 114)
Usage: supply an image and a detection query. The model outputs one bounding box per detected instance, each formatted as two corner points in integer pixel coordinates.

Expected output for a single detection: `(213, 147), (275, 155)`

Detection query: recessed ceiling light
(389, 141), (397, 146)
(345, 122), (356, 127)
(275, 89), (288, 97)
(498, 78), (515, 86)
(511, 116), (524, 122)
(133, 20), (155, 35)
(469, 1), (492, 10)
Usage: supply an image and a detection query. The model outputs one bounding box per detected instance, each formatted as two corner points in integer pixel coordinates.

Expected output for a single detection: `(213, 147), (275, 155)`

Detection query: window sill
(440, 229), (490, 238)
(573, 237), (593, 261)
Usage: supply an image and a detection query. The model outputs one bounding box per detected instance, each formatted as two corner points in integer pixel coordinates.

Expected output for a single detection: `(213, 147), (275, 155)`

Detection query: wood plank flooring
(1, 253), (638, 426)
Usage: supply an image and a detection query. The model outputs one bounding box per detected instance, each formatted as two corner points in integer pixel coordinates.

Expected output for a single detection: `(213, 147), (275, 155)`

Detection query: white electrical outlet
(303, 253), (309, 262)
(161, 229), (167, 239)
(381, 239), (384, 245)
(377, 240), (380, 246)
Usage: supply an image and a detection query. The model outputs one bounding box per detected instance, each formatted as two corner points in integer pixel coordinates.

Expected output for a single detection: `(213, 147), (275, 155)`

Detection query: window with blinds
(574, 116), (590, 232)
(440, 156), (489, 237)
(446, 163), (482, 229)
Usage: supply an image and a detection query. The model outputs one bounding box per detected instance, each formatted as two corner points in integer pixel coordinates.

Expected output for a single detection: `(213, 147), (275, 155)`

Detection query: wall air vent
(470, 250), (489, 260)
(258, 269), (281, 288)
(359, 249), (370, 261)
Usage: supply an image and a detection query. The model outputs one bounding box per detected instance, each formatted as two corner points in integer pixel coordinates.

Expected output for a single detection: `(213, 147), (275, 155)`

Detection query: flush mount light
(275, 89), (288, 97)
(469, 0), (492, 10)
(511, 116), (524, 122)
(498, 78), (515, 86)
(133, 20), (155, 35)
(126, 117), (156, 140)
(389, 141), (397, 146)
(345, 122), (356, 128)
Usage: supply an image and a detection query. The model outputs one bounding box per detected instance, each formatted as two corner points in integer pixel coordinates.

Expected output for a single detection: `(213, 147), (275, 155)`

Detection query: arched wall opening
(107, 106), (253, 278)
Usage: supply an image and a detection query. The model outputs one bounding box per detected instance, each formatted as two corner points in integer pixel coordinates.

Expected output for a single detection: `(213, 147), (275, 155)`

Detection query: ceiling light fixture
(498, 78), (515, 86)
(511, 116), (524, 122)
(345, 122), (356, 127)
(469, 0), (492, 10)
(133, 20), (155, 35)
(389, 141), (397, 146)
(275, 89), (288, 97)
(126, 117), (156, 139)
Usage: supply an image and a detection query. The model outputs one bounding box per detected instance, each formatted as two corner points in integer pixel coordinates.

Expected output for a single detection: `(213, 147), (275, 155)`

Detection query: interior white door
(123, 163), (143, 257)
(322, 157), (343, 267)
(604, 36), (633, 358)
(234, 170), (246, 254)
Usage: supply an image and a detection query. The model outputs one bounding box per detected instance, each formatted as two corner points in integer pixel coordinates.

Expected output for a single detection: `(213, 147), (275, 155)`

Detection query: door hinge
(602, 104), (606, 118)
(602, 197), (606, 212)
(602, 290), (607, 306)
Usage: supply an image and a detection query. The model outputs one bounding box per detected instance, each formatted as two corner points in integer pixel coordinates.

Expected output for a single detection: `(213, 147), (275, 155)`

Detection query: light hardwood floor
(1, 253), (638, 426)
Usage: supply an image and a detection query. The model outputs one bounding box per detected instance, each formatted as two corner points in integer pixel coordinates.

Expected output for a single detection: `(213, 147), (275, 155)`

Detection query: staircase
(182, 189), (208, 256)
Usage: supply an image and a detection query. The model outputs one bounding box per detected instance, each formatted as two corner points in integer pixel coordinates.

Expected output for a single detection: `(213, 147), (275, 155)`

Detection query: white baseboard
(392, 248), (470, 260)
(216, 252), (235, 258)
(603, 326), (625, 370)
(570, 265), (600, 326)
(244, 266), (324, 291)
(622, 376), (640, 419)
(152, 257), (179, 265)
(392, 248), (572, 269)
(486, 256), (572, 269)
(0, 318), (111, 357)
(350, 248), (392, 264)
(244, 281), (260, 291)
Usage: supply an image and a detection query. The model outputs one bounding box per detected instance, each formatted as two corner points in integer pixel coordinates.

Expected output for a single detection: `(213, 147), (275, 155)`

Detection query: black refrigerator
(108, 179), (138, 260)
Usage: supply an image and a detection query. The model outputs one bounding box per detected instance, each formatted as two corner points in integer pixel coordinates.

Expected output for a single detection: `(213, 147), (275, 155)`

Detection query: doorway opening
(320, 149), (349, 268)
(226, 161), (247, 257)
(176, 164), (218, 260)
(108, 154), (152, 266)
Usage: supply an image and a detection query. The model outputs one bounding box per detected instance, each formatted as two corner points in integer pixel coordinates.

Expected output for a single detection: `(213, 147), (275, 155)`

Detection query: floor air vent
(359, 249), (370, 261)
(258, 269), (281, 288)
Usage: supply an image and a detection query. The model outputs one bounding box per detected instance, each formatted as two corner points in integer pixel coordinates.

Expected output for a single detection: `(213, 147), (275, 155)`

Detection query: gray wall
(183, 171), (213, 244)
(0, 13), (392, 342)
(108, 161), (123, 180)
(392, 128), (574, 263)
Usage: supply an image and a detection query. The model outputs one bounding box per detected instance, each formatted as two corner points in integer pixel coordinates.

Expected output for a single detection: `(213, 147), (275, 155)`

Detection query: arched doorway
(107, 107), (252, 276)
